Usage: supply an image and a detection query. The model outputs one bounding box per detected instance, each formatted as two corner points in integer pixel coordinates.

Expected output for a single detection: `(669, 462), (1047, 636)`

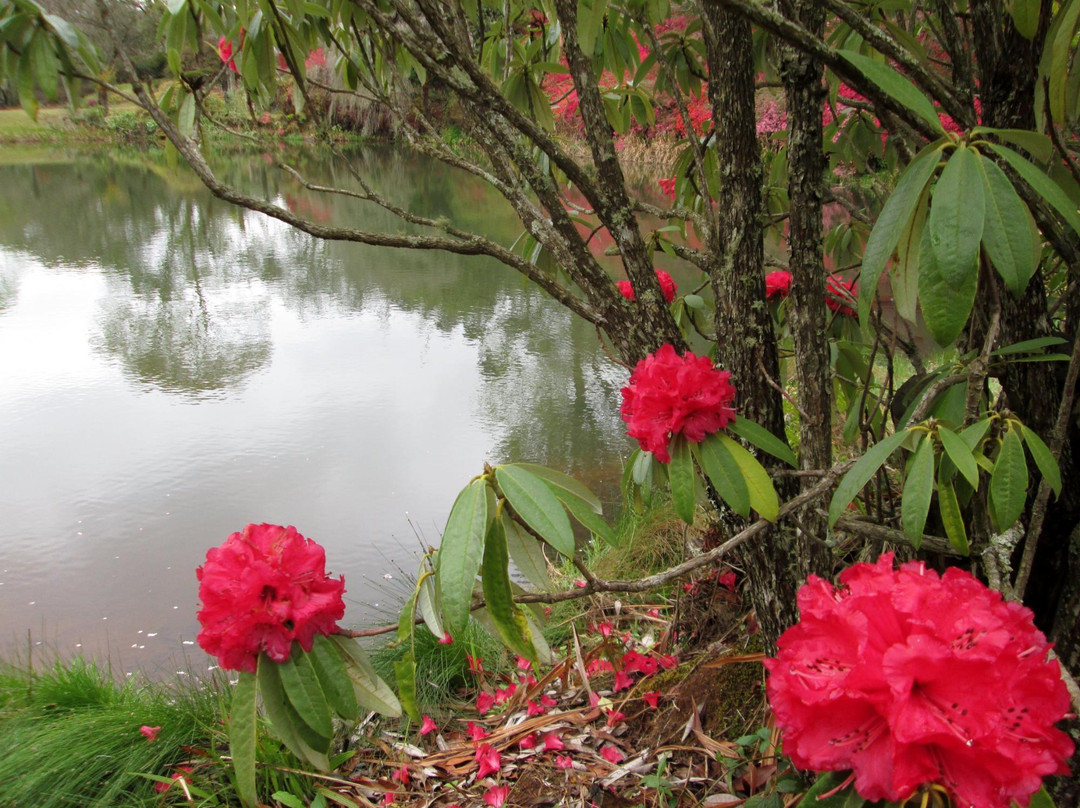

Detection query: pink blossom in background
(765, 270), (792, 300)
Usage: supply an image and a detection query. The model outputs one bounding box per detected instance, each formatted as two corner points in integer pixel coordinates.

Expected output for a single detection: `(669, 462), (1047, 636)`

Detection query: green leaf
(495, 464), (576, 557)
(992, 336), (1067, 355)
(937, 474), (969, 554)
(417, 571), (445, 640)
(796, 771), (868, 808)
(839, 50), (945, 135)
(271, 793), (307, 808)
(1020, 424), (1062, 497)
(309, 635), (357, 721)
(257, 654), (332, 771)
(829, 429), (910, 526)
(901, 435), (935, 548)
(987, 143), (1080, 236)
(991, 427), (1029, 530)
(1039, 0), (1080, 124)
(972, 127), (1053, 164)
(576, 0), (607, 57)
(1008, 0), (1041, 38)
(938, 425), (979, 489)
(502, 510), (551, 591)
(727, 418), (797, 467)
(394, 653), (421, 723)
(278, 645), (334, 739)
(177, 90), (196, 138)
(331, 636), (401, 717)
(718, 435), (779, 521)
(550, 487), (617, 546)
(919, 221), (978, 346)
(977, 150), (1040, 294)
(230, 669), (259, 808)
(29, 30), (58, 102)
(890, 185), (929, 323)
(858, 142), (944, 324)
(668, 435), (696, 524)
(1028, 785), (1058, 808)
(513, 462), (602, 513)
(693, 434), (750, 518)
(481, 517), (537, 662)
(929, 146), (985, 289)
(437, 479), (492, 636)
(17, 50), (38, 120)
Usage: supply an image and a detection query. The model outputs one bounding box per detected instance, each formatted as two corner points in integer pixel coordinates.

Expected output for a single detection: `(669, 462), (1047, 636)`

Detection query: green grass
(0, 656), (224, 808)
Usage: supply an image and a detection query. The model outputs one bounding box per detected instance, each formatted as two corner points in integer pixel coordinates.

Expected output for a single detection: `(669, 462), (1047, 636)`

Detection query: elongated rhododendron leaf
(901, 434), (935, 548)
(977, 150), (1040, 295)
(278, 645), (334, 739)
(502, 510), (551, 591)
(309, 634), (357, 720)
(991, 426), (1029, 531)
(918, 223), (977, 347)
(513, 462), (603, 513)
(257, 653), (332, 771)
(394, 653), (421, 723)
(857, 143), (944, 325)
(937, 473), (969, 554)
(693, 434), (750, 518)
(416, 572), (446, 640)
(668, 435), (696, 524)
(331, 636), (401, 718)
(839, 50), (945, 135)
(1020, 424), (1062, 498)
(718, 434), (779, 521)
(230, 669), (259, 808)
(437, 479), (492, 636)
(481, 516), (537, 663)
(727, 417), (796, 468)
(929, 146), (985, 290)
(937, 425), (979, 489)
(552, 487), (617, 547)
(495, 464), (575, 557)
(986, 143), (1080, 236)
(828, 429), (910, 527)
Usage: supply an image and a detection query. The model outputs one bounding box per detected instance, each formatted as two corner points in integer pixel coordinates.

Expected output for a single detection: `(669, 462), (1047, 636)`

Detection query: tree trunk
(779, 0), (832, 578)
(702, 4), (800, 649)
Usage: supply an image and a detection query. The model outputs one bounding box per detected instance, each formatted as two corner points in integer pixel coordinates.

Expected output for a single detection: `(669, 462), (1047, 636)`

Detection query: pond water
(0, 145), (644, 678)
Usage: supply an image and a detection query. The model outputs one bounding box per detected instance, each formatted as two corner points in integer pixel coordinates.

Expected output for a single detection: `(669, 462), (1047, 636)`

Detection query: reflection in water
(0, 147), (630, 676)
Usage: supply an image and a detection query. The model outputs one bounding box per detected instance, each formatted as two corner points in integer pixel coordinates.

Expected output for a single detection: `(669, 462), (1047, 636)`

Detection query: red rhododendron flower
(825, 274), (858, 317)
(766, 554), (1073, 808)
(519, 732), (539, 749)
(154, 765), (193, 793)
(217, 37), (238, 73)
(658, 177), (676, 200)
(616, 270), (678, 304)
(476, 692), (495, 715)
(556, 754), (574, 769)
(484, 785), (510, 808)
(601, 745), (624, 764)
(140, 725), (162, 742)
(765, 270), (792, 300)
(643, 691), (660, 709)
(475, 743), (502, 778)
(543, 732), (565, 751)
(196, 524), (346, 672)
(613, 671), (634, 692)
(438, 632), (453, 645)
(467, 721), (489, 741)
(620, 344), (737, 463)
(420, 715), (438, 736)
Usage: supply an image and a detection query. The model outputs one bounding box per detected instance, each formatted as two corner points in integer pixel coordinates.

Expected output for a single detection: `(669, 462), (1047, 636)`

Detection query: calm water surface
(0, 146), (637, 677)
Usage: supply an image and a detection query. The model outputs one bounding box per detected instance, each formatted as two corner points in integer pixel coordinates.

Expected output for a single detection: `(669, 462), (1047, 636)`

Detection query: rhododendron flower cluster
(217, 37), (238, 73)
(766, 554), (1072, 808)
(196, 523), (346, 672)
(826, 274), (858, 317)
(620, 344), (737, 462)
(765, 270), (792, 300)
(616, 269), (678, 304)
